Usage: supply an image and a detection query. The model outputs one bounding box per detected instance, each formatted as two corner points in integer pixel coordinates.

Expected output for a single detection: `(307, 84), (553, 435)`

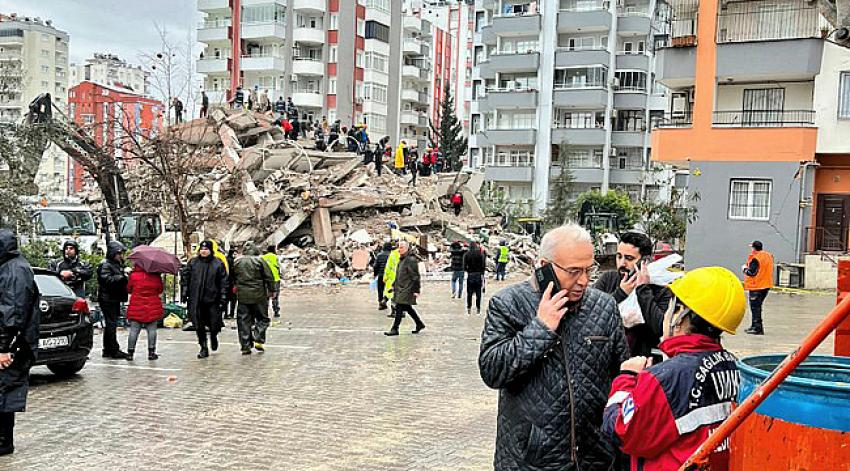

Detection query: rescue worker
(495, 240), (509, 281)
(233, 242), (275, 354)
(96, 241), (130, 359)
(48, 240), (93, 299)
(450, 191), (464, 217)
(742, 240), (773, 335)
(261, 245), (281, 318)
(394, 141), (407, 175)
(229, 85), (245, 110)
(0, 229), (39, 456)
(382, 243), (401, 319)
(603, 266), (746, 471)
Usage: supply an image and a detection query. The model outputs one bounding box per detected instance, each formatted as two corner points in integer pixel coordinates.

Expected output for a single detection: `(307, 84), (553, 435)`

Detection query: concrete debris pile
(146, 109), (539, 283)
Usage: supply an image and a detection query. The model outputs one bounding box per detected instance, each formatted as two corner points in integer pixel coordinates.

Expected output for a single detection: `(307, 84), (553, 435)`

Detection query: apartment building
(469, 0), (670, 213)
(653, 0), (850, 286)
(0, 14), (69, 123)
(69, 53), (149, 95)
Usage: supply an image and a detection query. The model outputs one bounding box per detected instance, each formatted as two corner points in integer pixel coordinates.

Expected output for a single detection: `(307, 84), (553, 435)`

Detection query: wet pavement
(2, 279), (839, 470)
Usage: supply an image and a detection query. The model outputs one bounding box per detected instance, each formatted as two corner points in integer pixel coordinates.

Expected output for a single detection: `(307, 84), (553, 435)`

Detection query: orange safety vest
(744, 250), (774, 291)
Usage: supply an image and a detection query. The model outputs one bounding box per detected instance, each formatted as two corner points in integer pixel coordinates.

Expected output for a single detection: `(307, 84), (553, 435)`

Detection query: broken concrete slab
(347, 229), (373, 245)
(264, 210), (311, 247)
(311, 207), (334, 248)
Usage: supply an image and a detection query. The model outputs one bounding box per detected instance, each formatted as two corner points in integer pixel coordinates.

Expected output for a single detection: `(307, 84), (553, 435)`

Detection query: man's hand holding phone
(620, 260), (650, 295)
(537, 282), (571, 332)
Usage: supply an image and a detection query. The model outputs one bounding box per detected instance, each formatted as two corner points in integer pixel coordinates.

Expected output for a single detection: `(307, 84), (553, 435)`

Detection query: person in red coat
(126, 266), (164, 361)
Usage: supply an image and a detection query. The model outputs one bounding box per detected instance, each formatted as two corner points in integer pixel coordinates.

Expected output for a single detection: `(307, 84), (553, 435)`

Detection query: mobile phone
(628, 258), (651, 278)
(535, 263), (562, 294)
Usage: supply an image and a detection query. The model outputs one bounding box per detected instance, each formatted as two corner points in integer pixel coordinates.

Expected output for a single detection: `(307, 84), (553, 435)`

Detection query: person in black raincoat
(48, 240), (92, 299)
(181, 240), (227, 359)
(0, 229), (39, 456)
(96, 241), (129, 359)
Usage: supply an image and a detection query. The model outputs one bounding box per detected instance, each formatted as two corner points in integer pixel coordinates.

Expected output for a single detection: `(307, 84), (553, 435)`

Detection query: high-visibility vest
(261, 252), (281, 282)
(744, 250), (774, 291)
(498, 246), (509, 263)
(383, 249), (400, 299)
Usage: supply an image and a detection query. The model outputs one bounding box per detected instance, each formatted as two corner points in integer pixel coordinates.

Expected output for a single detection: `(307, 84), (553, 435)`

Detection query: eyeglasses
(549, 261), (599, 279)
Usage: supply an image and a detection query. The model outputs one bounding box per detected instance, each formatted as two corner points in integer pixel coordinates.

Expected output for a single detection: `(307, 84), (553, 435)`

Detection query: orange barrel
(730, 355), (850, 469)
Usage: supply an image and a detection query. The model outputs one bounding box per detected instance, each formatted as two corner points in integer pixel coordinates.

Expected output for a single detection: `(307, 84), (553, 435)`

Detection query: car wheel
(46, 358), (88, 378)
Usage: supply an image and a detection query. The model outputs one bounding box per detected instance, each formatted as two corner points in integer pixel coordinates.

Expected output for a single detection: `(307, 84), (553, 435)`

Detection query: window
(561, 36), (598, 50)
(41, 65), (49, 73)
(328, 78), (337, 95)
(563, 148), (604, 168)
(474, 46), (485, 66)
(495, 111), (536, 129)
(475, 11), (486, 32)
(614, 148), (644, 169)
(554, 110), (605, 128)
(841, 72), (850, 119)
(615, 110), (645, 131)
(357, 19), (366, 37)
(497, 73), (538, 91)
(742, 88), (784, 125)
(363, 82), (388, 104)
(471, 114), (481, 134)
(615, 71), (647, 91)
(330, 13), (339, 30)
(728, 179), (771, 220)
(499, 37), (538, 54)
(623, 42), (633, 54)
(242, 4), (285, 24)
(554, 66), (607, 89)
(329, 45), (338, 63)
(41, 49), (50, 58)
(365, 21), (390, 43)
(364, 52), (388, 73)
(356, 51), (364, 68)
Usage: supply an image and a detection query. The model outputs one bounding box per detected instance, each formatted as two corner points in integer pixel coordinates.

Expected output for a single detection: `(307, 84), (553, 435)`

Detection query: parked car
(32, 268), (94, 377)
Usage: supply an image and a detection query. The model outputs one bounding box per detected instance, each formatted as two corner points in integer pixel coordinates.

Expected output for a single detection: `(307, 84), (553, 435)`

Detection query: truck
(22, 197), (105, 254)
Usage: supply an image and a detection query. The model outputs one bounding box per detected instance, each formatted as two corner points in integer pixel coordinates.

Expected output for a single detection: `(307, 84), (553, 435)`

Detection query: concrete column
(337, 2), (356, 125)
(282, 2), (295, 99)
(602, 0), (618, 195)
(388, 2), (403, 145)
(533, 1), (557, 215)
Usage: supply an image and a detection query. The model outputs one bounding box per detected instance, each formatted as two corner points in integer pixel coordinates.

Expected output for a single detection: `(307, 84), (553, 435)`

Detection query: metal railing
(653, 111), (693, 128)
(717, 1), (820, 43)
(199, 19), (232, 29)
(553, 81), (606, 90)
(804, 226), (849, 253)
(559, 0), (608, 11)
(712, 110), (816, 127)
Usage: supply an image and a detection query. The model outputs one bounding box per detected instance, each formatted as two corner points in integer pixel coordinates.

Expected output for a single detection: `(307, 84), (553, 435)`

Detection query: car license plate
(39, 336), (70, 349)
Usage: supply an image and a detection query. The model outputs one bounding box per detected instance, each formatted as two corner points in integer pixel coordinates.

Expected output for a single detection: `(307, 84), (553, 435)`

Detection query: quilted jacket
(479, 280), (629, 470)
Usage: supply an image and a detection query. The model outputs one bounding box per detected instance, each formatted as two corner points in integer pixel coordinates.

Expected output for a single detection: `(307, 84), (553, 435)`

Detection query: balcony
(612, 131), (645, 147)
(482, 128), (537, 146)
(716, 38), (823, 82)
(241, 54), (285, 71)
(487, 51), (540, 73)
(655, 46), (696, 88)
(480, 25), (497, 46)
(653, 111), (693, 129)
(614, 93), (647, 109)
(419, 91), (429, 104)
(403, 16), (422, 32)
(553, 88), (608, 109)
(485, 89), (538, 109)
(553, 165), (604, 183)
(403, 39), (423, 56)
(197, 58), (229, 74)
(617, 9), (651, 35)
(552, 127), (606, 146)
(292, 91), (323, 109)
(293, 27), (325, 45)
(558, 5), (611, 33)
(717, 1), (819, 44)
(292, 57), (324, 76)
(610, 168), (645, 185)
(243, 22), (287, 40)
(198, 0), (229, 11)
(292, 0), (326, 13)
(401, 89), (419, 102)
(555, 48), (610, 68)
(615, 52), (649, 70)
(197, 21), (230, 42)
(401, 111), (419, 126)
(243, 0), (286, 5)
(491, 13), (542, 37)
(485, 166), (534, 183)
(712, 110), (816, 128)
(402, 65), (420, 79)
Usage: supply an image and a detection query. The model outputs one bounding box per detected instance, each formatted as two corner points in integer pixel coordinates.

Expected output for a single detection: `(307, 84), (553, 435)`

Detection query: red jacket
(603, 334), (740, 471)
(126, 267), (164, 323)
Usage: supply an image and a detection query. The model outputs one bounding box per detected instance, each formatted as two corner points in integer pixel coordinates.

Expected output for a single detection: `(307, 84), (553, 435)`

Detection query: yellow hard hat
(668, 266), (746, 334)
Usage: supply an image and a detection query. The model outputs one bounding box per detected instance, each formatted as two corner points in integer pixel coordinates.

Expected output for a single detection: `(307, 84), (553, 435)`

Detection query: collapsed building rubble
(131, 109), (539, 283)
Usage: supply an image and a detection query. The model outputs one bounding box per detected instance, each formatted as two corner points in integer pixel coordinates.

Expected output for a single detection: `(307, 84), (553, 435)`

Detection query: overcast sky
(0, 0), (200, 65)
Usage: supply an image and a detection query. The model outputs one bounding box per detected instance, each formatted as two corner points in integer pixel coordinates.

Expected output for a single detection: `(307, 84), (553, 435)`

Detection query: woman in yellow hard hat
(603, 267), (746, 471)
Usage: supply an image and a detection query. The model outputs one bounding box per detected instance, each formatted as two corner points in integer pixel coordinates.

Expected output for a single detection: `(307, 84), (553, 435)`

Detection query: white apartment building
(469, 0), (671, 213)
(0, 14), (69, 123)
(69, 53), (148, 95)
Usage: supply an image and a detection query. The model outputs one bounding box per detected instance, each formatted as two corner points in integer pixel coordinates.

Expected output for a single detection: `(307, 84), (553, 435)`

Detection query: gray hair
(539, 223), (593, 261)
(398, 240), (409, 249)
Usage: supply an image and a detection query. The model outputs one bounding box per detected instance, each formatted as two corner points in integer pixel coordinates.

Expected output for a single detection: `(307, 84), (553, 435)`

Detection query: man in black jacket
(0, 229), (39, 456)
(372, 242), (393, 311)
(384, 241), (424, 336)
(48, 240), (92, 299)
(479, 223), (628, 470)
(181, 241), (228, 359)
(593, 232), (672, 357)
(464, 242), (486, 315)
(449, 241), (466, 299)
(96, 241), (129, 359)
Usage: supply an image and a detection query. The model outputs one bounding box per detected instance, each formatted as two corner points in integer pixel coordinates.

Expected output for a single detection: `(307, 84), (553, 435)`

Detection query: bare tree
(139, 23), (192, 126)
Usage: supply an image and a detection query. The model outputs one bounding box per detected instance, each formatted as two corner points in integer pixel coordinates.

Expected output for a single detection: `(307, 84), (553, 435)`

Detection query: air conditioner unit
(290, 74), (299, 82)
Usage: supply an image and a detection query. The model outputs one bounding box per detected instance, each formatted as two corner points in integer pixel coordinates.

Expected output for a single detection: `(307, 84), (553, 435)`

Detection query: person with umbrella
(126, 246), (181, 361)
(180, 241), (228, 359)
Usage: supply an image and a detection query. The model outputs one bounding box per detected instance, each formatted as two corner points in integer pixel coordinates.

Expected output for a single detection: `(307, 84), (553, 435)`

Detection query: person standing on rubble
(394, 141), (407, 175)
(449, 241), (466, 299)
(495, 240), (510, 281)
(450, 191), (464, 217)
(230, 86), (245, 110)
(384, 240), (425, 336)
(173, 97), (184, 124)
(200, 90), (209, 118)
(285, 97), (298, 120)
(233, 242), (275, 354)
(274, 96), (286, 119)
(373, 242), (393, 311)
(259, 89), (270, 113)
(261, 246), (282, 319)
(181, 241), (228, 359)
(247, 86), (258, 111)
(602, 267), (745, 471)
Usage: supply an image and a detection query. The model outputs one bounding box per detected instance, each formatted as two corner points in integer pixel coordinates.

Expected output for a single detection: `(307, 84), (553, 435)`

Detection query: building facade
(0, 13), (69, 123)
(469, 0), (670, 213)
(67, 81), (163, 194)
(69, 53), (149, 95)
(652, 0), (850, 286)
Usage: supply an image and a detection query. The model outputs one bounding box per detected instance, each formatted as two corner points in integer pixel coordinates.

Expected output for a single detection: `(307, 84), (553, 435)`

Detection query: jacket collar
(660, 334), (723, 357)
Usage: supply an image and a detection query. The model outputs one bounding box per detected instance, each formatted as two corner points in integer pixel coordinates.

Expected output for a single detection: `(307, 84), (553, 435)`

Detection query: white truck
(22, 197), (105, 254)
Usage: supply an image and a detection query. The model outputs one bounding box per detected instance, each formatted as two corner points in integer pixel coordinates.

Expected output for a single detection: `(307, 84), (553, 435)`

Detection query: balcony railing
(653, 111), (693, 128)
(199, 19), (232, 29)
(712, 110), (816, 127)
(484, 151), (535, 167)
(717, 2), (820, 43)
(559, 0), (608, 11)
(554, 81), (606, 89)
